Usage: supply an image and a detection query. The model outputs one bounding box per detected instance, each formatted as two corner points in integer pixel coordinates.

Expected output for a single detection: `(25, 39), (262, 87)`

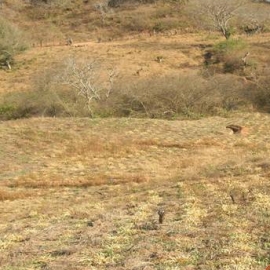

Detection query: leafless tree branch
(60, 57), (118, 117)
(201, 0), (247, 39)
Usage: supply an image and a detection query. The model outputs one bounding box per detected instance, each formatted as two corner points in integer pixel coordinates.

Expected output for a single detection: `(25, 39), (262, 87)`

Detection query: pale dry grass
(1, 31), (270, 123)
(1, 113), (270, 269)
(0, 32), (215, 94)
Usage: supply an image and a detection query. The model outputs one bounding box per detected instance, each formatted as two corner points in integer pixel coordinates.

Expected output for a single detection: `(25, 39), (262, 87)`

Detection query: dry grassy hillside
(1, 30), (270, 119)
(0, 32), (213, 94)
(1, 1), (270, 269)
(1, 113), (270, 269)
(0, 0), (270, 99)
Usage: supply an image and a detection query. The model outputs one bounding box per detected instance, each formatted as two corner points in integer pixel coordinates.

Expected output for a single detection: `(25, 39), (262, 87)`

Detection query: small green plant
(0, 18), (28, 69)
(213, 39), (247, 53)
(0, 104), (16, 120)
(204, 39), (248, 74)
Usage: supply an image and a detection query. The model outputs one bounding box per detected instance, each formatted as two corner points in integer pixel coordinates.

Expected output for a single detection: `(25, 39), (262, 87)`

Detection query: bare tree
(201, 0), (247, 39)
(60, 58), (117, 117)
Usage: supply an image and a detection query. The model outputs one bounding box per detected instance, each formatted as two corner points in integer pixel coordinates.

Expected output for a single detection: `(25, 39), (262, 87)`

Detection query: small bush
(152, 18), (180, 32)
(213, 39), (247, 53)
(122, 16), (152, 32)
(0, 18), (28, 69)
(223, 55), (245, 73)
(204, 39), (248, 74)
(0, 87), (93, 120)
(0, 104), (16, 120)
(246, 72), (270, 113)
(0, 66), (90, 120)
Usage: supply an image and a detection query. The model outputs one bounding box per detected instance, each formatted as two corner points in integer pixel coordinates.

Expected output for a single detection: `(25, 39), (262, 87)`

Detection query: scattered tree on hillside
(60, 58), (117, 117)
(201, 0), (247, 40)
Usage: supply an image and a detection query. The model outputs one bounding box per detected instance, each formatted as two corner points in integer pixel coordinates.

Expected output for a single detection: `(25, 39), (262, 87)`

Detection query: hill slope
(1, 113), (270, 269)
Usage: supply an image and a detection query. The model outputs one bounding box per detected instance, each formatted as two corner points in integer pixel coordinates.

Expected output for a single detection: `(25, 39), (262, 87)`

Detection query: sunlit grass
(1, 113), (270, 269)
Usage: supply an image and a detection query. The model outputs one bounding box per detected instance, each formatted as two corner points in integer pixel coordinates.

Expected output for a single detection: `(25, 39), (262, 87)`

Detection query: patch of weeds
(177, 186), (184, 199)
(213, 38), (247, 53)
(50, 249), (74, 257)
(136, 221), (158, 231)
(162, 239), (179, 252)
(0, 18), (28, 69)
(156, 257), (191, 269)
(189, 247), (202, 265)
(256, 258), (270, 269)
(32, 260), (49, 269)
(203, 162), (253, 178)
(204, 38), (248, 74)
(190, 182), (207, 195)
(97, 244), (123, 266)
(0, 104), (16, 120)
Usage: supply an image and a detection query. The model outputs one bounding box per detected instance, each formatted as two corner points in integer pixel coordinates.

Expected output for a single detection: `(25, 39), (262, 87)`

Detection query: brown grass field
(0, 32), (213, 94)
(1, 1), (270, 269)
(1, 29), (270, 95)
(1, 112), (270, 269)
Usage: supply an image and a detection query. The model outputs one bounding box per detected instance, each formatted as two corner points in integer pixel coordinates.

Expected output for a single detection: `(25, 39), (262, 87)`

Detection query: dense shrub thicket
(0, 71), (257, 120)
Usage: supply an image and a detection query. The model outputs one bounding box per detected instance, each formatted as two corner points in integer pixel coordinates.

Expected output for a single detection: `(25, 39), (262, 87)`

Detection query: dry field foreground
(1, 113), (270, 269)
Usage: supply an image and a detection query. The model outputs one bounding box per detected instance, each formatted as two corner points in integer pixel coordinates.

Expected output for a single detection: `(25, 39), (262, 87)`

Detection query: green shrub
(204, 39), (248, 74)
(0, 18), (28, 69)
(0, 104), (16, 120)
(213, 39), (247, 53)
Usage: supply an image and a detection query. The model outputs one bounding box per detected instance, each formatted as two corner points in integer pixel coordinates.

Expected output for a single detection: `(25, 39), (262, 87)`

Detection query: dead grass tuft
(0, 188), (31, 201)
(7, 173), (148, 189)
(137, 137), (225, 149)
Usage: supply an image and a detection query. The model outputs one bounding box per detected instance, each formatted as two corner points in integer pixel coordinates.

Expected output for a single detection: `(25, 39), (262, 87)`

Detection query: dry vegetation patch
(1, 113), (270, 269)
(1, 1), (270, 268)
